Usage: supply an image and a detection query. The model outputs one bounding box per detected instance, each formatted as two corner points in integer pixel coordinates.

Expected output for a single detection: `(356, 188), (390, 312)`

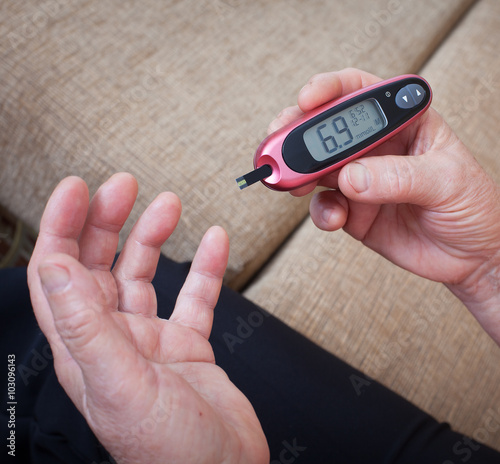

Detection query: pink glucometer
(236, 75), (432, 191)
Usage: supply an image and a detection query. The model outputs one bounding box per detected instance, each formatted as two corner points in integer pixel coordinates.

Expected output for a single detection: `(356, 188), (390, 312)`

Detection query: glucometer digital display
(236, 75), (432, 191)
(303, 98), (387, 162)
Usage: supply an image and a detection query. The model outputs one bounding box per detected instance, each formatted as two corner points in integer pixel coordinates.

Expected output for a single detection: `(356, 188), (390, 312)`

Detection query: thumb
(38, 254), (150, 410)
(338, 154), (450, 207)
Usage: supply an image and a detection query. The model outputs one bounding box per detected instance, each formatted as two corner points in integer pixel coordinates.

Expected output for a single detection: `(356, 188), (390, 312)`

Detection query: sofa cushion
(0, 0), (476, 288)
(244, 0), (500, 450)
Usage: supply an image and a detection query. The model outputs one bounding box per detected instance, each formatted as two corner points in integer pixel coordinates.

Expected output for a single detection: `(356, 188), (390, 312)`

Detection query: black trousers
(2, 256), (500, 463)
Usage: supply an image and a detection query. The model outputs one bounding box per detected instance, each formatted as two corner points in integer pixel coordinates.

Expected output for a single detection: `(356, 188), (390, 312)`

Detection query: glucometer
(236, 75), (432, 191)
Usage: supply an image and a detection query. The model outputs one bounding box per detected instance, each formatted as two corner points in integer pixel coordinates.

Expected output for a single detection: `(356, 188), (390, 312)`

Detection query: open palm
(27, 173), (268, 464)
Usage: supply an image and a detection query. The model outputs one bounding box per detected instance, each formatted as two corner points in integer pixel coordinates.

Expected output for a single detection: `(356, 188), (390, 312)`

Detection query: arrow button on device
(395, 86), (415, 109)
(407, 84), (426, 105)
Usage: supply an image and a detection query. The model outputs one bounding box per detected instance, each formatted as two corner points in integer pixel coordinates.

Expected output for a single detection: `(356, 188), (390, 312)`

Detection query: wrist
(447, 255), (500, 346)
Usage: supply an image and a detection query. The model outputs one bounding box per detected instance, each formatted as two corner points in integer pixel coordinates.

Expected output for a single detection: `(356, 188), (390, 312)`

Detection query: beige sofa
(2, 0), (500, 451)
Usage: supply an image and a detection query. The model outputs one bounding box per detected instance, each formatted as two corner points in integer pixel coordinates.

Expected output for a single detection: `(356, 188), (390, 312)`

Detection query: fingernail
(347, 162), (371, 193)
(39, 264), (70, 294)
(322, 207), (333, 225)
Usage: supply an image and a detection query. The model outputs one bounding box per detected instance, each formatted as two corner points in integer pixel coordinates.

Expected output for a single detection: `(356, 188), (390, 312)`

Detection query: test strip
(236, 164), (272, 190)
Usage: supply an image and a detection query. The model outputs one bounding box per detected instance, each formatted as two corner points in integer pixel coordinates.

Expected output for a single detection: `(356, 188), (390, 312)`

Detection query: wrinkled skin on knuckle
(382, 156), (414, 201)
(54, 306), (100, 350)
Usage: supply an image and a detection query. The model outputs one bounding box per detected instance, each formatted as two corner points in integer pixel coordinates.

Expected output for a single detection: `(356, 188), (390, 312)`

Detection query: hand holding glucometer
(236, 67), (500, 349)
(237, 75), (431, 191)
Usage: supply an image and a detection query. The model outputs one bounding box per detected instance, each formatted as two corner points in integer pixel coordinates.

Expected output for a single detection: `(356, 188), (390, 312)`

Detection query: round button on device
(395, 86), (415, 109)
(395, 84), (426, 109)
(407, 84), (425, 105)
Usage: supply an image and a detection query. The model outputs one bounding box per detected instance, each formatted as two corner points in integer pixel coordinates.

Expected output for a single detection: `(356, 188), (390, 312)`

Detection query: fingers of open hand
(171, 226), (229, 340)
(112, 192), (182, 316)
(78, 173), (138, 272)
(38, 253), (151, 411)
(28, 177), (90, 348)
(30, 177), (89, 267)
(75, 173), (139, 309)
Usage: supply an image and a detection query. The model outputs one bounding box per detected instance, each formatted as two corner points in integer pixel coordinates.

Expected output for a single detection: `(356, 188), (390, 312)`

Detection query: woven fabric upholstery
(244, 0), (500, 450)
(0, 0), (475, 288)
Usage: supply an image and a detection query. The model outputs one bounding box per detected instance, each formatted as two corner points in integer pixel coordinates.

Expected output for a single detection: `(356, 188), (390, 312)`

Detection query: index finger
(298, 68), (381, 113)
